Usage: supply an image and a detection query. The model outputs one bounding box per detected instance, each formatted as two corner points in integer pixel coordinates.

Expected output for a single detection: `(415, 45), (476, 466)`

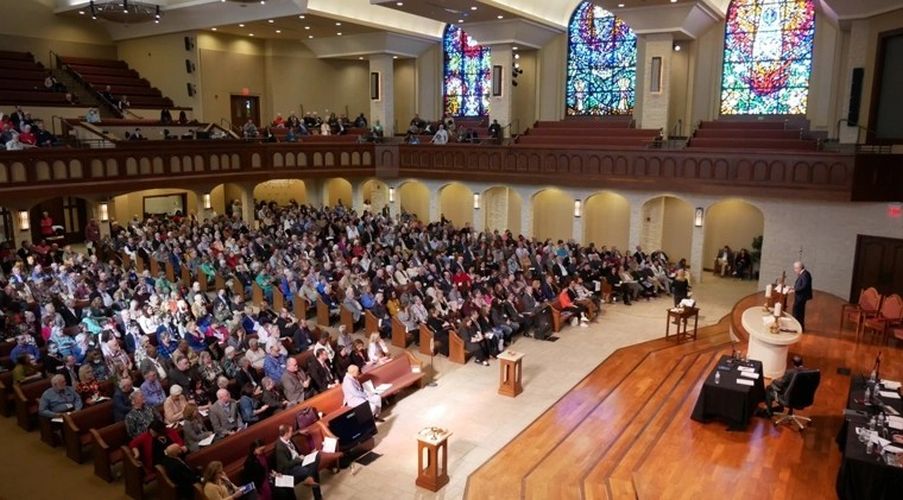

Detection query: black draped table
(835, 376), (903, 500)
(691, 355), (766, 429)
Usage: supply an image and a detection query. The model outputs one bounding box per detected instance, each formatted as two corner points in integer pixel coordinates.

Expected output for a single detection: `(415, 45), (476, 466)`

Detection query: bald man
(791, 261), (812, 330)
(341, 364), (383, 420)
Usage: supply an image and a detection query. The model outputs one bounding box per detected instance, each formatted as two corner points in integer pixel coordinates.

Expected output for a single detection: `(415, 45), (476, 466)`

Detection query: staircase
(51, 68), (119, 119)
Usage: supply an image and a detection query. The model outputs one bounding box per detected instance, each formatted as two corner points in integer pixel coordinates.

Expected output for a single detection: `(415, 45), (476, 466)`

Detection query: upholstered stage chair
(862, 294), (903, 345)
(773, 369), (821, 431)
(840, 287), (882, 340)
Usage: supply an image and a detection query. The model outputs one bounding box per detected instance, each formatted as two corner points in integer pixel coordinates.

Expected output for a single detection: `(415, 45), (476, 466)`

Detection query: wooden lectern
(497, 350), (525, 397)
(416, 428), (451, 492)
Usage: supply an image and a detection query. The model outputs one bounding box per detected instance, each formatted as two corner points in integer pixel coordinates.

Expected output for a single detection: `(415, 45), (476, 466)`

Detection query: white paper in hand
(302, 450), (318, 467)
(322, 436), (338, 453)
(274, 474), (294, 488)
(198, 434), (215, 447)
(362, 380), (376, 394)
(375, 383), (392, 394)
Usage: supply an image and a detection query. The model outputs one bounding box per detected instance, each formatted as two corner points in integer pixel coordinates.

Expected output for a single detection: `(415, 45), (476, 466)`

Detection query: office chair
(774, 368), (821, 430)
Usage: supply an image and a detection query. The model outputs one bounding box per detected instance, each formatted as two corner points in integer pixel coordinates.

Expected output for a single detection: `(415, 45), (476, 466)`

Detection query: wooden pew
(418, 324), (435, 356)
(148, 258), (160, 277)
(273, 287), (284, 311)
(316, 297), (331, 327)
(164, 261), (175, 282)
(122, 443), (153, 500)
(14, 378), (51, 430)
(0, 370), (17, 416)
(90, 421), (128, 482)
(232, 276), (244, 300)
(134, 255), (145, 273)
(449, 330), (468, 364)
(63, 400), (114, 463)
(180, 266), (191, 288)
(365, 310), (380, 336)
(251, 282), (264, 307)
(391, 316), (413, 348)
(214, 272), (225, 292)
(294, 296), (310, 321)
(549, 297), (575, 333)
(340, 304), (356, 333)
(197, 269), (209, 292)
(120, 251), (132, 269)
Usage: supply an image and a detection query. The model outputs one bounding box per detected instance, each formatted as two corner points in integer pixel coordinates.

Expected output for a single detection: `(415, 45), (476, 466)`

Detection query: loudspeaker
(533, 306), (553, 340)
(847, 67), (864, 126)
(184, 36), (194, 51)
(185, 59), (194, 74)
(186, 83), (195, 97)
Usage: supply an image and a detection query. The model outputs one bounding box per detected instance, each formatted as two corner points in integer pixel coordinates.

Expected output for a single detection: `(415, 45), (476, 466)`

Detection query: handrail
(834, 118), (878, 143)
(61, 64), (125, 119)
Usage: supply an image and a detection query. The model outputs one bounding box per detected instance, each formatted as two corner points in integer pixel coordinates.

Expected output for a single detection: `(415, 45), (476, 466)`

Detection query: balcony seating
(516, 118), (659, 148)
(0, 51), (73, 106)
(687, 119), (817, 151)
(59, 56), (177, 109)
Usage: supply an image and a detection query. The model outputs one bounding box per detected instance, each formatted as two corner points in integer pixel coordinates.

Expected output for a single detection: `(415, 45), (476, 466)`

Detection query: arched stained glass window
(443, 25), (491, 117)
(720, 0), (816, 115)
(566, 1), (637, 116)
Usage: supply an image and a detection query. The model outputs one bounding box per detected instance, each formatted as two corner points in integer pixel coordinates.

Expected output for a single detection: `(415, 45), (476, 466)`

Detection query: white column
(428, 186), (440, 222)
(628, 201), (643, 251)
(490, 44), (514, 137)
(519, 189), (534, 239)
(639, 33), (674, 135)
(238, 183), (255, 226)
(388, 185), (400, 219)
(690, 224), (704, 284)
(572, 213), (584, 245)
(306, 179), (323, 208)
(352, 181), (364, 213)
(370, 55), (395, 137)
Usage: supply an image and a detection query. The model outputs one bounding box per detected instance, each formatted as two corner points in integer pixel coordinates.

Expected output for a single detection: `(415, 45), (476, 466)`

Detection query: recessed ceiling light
(336, 32), (342, 36)
(393, 55), (398, 59)
(457, 19), (464, 23)
(514, 53), (520, 59)
(670, 0), (677, 2)
(308, 35), (314, 39)
(335, 22), (342, 26)
(259, 0), (265, 4)
(512, 46), (519, 51)
(267, 19), (274, 23)
(239, 24), (245, 27)
(275, 30), (281, 33)
(78, 10), (85, 15)
(249, 33), (255, 37)
(305, 26), (310, 30)
(497, 15), (504, 19)
(299, 15), (305, 19)
(211, 27), (217, 31)
(358, 56), (364, 60)
(396, 1), (404, 5)
(470, 6), (478, 10)
(617, 2), (624, 6)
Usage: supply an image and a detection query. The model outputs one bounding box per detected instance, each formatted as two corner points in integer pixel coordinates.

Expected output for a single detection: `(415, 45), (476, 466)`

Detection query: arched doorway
(254, 179), (307, 206)
(703, 199), (764, 276)
(323, 178), (352, 207)
(583, 191), (629, 251)
(398, 180), (430, 221)
(483, 186), (522, 235)
(640, 195), (694, 262)
(532, 188), (573, 242)
(439, 182), (474, 228)
(361, 179), (390, 214)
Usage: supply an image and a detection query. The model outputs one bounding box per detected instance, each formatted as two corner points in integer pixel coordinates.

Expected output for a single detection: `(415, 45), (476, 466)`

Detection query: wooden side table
(416, 428), (451, 492)
(665, 307), (699, 342)
(497, 350), (525, 397)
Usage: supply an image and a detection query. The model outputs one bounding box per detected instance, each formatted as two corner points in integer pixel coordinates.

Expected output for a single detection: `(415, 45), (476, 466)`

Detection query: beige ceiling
(373, 0), (524, 25)
(209, 12), (378, 40)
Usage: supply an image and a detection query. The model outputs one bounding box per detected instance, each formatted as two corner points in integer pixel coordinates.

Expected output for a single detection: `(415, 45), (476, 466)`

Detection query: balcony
(0, 140), (898, 203)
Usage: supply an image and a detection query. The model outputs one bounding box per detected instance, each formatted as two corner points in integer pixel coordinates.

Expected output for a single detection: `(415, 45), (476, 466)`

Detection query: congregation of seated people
(1, 105), (59, 150)
(0, 199), (690, 498)
(714, 245), (755, 280)
(405, 113), (502, 145)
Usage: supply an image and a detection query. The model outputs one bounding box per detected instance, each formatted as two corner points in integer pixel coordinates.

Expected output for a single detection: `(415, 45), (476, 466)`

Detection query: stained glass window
(443, 25), (491, 117)
(566, 2), (637, 116)
(720, 0), (816, 115)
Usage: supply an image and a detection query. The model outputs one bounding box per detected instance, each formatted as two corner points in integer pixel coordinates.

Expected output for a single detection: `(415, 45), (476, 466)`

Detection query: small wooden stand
(665, 307), (699, 342)
(416, 428), (451, 492)
(497, 350), (525, 398)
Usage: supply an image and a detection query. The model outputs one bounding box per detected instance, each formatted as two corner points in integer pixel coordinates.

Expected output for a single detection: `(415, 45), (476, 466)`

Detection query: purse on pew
(295, 406), (319, 430)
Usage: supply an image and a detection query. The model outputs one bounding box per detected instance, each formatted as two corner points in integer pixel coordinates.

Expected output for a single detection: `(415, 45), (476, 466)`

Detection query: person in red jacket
(557, 280), (589, 327)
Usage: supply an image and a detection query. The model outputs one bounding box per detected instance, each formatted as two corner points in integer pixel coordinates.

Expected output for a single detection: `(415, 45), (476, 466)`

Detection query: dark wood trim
(867, 27), (903, 144)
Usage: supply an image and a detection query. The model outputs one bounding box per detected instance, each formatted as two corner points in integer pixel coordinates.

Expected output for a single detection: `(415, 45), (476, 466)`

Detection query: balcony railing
(0, 141), (897, 203)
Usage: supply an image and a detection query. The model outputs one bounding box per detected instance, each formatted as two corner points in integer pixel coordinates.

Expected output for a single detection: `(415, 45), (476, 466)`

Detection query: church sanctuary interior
(3, 0), (903, 499)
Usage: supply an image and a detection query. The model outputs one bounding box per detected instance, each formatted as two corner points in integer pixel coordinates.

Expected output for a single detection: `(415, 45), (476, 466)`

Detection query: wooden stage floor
(465, 291), (902, 500)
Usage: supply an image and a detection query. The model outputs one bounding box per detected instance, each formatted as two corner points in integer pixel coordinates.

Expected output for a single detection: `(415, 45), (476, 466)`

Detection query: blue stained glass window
(443, 25), (491, 117)
(566, 1), (637, 116)
(720, 0), (816, 115)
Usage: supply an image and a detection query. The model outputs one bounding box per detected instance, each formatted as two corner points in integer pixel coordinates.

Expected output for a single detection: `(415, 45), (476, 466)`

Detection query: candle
(765, 284), (773, 298)
(774, 302), (782, 317)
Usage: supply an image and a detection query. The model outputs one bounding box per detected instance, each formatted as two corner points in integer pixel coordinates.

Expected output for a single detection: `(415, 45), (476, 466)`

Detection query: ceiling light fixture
(673, 43), (681, 51)
(249, 33), (254, 36)
(239, 23), (245, 27)
(393, 55), (398, 59)
(512, 46), (518, 51)
(211, 27), (217, 31)
(617, 2), (625, 6)
(87, 0), (161, 23)
(514, 53), (520, 59)
(470, 6), (478, 10)
(299, 15), (305, 19)
(336, 32), (342, 35)
(670, 0), (677, 3)
(308, 35), (314, 39)
(275, 29), (281, 33)
(457, 19), (464, 23)
(78, 10), (85, 15)
(497, 15), (504, 19)
(335, 22), (342, 26)
(396, 1), (404, 5)
(267, 19), (274, 23)
(358, 56), (364, 60)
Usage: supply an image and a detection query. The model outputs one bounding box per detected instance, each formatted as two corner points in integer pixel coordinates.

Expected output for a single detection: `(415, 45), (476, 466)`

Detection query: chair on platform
(840, 287), (882, 339)
(773, 369), (821, 431)
(861, 294), (903, 345)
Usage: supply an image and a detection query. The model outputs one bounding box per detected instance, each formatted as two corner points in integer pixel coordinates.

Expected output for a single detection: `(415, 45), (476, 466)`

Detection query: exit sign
(889, 204), (902, 218)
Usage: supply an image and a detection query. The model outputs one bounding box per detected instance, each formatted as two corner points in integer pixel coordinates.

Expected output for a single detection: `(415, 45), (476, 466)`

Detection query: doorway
(850, 235), (903, 301)
(230, 95), (261, 131)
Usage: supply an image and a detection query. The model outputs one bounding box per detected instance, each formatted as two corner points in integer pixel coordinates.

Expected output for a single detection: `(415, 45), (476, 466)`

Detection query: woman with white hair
(367, 332), (390, 365)
(163, 384), (189, 425)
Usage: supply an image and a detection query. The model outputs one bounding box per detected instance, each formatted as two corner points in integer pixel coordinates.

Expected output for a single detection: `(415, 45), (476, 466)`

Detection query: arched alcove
(483, 186), (522, 235)
(640, 195), (694, 261)
(398, 180), (430, 221)
(703, 199), (765, 275)
(254, 179), (307, 206)
(439, 182), (474, 228)
(532, 188), (574, 242)
(583, 191), (630, 250)
(361, 179), (390, 214)
(323, 178), (352, 207)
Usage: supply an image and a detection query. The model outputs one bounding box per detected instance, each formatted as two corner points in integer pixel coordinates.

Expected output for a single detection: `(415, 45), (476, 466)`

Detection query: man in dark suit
(760, 356), (804, 417)
(160, 443), (199, 500)
(307, 348), (337, 393)
(274, 424), (322, 500)
(791, 261), (812, 330)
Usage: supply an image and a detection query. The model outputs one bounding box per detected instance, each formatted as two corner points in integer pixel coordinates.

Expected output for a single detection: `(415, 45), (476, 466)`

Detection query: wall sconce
(694, 207), (704, 227)
(202, 193), (212, 210)
(473, 193), (481, 210)
(99, 202), (110, 222)
(18, 210), (30, 231)
(388, 187), (396, 203)
(574, 199), (582, 218)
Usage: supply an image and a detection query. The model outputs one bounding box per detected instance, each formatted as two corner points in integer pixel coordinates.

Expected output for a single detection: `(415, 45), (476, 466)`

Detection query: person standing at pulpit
(790, 261), (812, 330)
